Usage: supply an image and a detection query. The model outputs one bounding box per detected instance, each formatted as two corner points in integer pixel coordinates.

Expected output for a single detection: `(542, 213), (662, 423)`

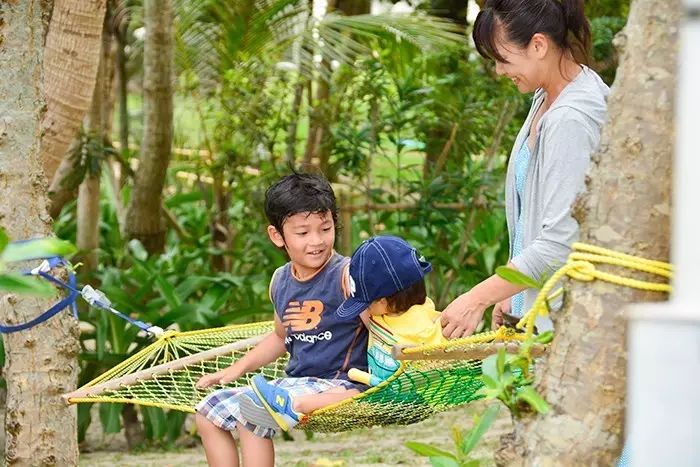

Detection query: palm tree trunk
(115, 6), (130, 162)
(47, 142), (83, 219)
(0, 1), (80, 464)
(41, 0), (107, 184)
(78, 8), (112, 273)
(124, 0), (174, 255)
(504, 1), (679, 464)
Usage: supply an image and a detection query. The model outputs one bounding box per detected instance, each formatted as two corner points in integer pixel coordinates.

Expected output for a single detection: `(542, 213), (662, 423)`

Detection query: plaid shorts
(196, 376), (360, 439)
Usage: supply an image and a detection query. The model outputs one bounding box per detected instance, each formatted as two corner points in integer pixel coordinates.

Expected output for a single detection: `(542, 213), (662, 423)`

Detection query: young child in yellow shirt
(242, 235), (446, 430)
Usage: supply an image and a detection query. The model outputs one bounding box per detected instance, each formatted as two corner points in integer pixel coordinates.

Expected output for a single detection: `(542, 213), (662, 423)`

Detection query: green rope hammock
(62, 242), (673, 433)
(63, 322), (528, 432)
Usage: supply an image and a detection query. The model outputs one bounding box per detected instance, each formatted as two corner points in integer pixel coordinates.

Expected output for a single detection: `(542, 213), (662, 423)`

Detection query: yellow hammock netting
(63, 323), (531, 432)
(62, 243), (671, 433)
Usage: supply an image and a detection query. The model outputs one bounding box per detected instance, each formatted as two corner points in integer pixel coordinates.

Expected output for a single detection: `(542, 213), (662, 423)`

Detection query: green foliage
(0, 230), (76, 297)
(495, 266), (543, 290)
(478, 331), (554, 418)
(591, 16), (627, 63)
(406, 403), (500, 466)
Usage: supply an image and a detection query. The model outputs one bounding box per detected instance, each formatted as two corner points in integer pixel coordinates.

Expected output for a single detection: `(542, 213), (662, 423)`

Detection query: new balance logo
(282, 300), (324, 331)
(276, 395), (285, 406)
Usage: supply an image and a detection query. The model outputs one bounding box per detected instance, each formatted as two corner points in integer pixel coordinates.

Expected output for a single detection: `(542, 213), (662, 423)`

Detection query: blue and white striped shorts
(196, 376), (359, 438)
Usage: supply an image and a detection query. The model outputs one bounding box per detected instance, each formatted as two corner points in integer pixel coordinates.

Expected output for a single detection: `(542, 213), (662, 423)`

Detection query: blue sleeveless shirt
(270, 252), (369, 380)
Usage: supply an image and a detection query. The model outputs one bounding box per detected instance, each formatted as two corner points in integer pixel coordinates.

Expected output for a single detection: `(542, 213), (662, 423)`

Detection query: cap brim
(336, 297), (370, 320)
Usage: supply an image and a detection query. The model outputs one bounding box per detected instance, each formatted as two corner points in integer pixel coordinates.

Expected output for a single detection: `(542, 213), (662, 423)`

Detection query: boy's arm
(196, 316), (287, 388)
(358, 310), (370, 328)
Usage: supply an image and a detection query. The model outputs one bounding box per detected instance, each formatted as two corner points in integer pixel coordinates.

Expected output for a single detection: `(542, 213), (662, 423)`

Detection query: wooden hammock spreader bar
(392, 342), (548, 361)
(62, 334), (266, 403)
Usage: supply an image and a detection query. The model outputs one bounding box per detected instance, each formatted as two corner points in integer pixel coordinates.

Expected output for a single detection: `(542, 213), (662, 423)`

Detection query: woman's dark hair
(473, 0), (591, 64)
(385, 279), (427, 314)
(264, 172), (338, 236)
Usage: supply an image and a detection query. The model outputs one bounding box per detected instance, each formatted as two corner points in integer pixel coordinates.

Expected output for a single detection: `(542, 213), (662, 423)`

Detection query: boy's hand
(492, 299), (511, 330)
(195, 366), (242, 389)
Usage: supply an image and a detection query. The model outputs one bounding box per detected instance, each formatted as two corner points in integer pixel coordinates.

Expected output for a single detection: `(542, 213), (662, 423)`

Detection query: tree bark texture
(507, 1), (680, 465)
(0, 1), (80, 465)
(124, 0), (174, 255)
(41, 0), (107, 183)
(77, 9), (112, 273)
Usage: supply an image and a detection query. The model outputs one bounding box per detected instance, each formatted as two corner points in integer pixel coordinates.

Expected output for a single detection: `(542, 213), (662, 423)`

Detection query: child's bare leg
(294, 388), (360, 414)
(196, 413), (239, 467)
(237, 422), (274, 467)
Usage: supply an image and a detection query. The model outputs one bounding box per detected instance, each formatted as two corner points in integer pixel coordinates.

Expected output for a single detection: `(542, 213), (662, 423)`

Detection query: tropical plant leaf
(1, 238), (76, 263)
(128, 239), (149, 261)
(99, 402), (122, 434)
(460, 403), (500, 456)
(429, 456), (461, 467)
(405, 441), (456, 459)
(0, 274), (56, 297)
(517, 386), (550, 414)
(495, 266), (542, 289)
(535, 330), (554, 344)
(0, 227), (9, 257)
(481, 354), (499, 382)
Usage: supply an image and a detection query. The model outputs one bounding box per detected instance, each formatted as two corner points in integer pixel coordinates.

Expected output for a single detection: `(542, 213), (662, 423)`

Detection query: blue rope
(0, 254), (156, 335)
(0, 258), (79, 334)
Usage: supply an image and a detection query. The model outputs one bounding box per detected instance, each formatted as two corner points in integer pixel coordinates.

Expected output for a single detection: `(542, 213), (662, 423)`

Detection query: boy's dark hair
(473, 0), (591, 65)
(264, 172), (338, 235)
(385, 279), (427, 314)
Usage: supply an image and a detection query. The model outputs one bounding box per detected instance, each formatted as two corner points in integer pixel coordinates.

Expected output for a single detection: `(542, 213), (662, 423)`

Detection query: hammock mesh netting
(65, 322), (517, 432)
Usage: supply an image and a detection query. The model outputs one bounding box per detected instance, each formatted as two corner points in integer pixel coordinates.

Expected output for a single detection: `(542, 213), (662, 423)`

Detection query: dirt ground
(79, 401), (512, 466)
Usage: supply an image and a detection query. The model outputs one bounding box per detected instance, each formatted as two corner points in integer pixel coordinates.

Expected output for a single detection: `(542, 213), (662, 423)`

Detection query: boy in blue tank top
(194, 173), (368, 467)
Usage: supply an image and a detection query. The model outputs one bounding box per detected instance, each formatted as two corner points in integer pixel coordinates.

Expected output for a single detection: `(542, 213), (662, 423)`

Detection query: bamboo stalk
(62, 334), (267, 403)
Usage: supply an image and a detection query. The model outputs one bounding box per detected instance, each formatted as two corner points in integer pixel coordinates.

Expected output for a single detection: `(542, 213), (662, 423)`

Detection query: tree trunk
(77, 8), (111, 273)
(124, 0), (174, 255)
(41, 0), (107, 183)
(285, 79), (305, 167)
(77, 175), (100, 271)
(303, 0), (369, 174)
(115, 7), (130, 161)
(506, 1), (680, 465)
(210, 171), (232, 272)
(0, 1), (80, 465)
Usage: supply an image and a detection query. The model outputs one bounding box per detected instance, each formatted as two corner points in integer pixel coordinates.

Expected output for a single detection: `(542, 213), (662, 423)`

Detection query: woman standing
(441, 0), (609, 338)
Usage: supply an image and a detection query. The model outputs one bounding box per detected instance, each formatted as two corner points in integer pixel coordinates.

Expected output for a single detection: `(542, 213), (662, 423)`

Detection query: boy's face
(267, 210), (335, 276)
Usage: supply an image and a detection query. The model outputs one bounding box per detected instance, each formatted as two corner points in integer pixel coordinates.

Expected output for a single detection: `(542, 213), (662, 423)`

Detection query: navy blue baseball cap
(336, 235), (432, 320)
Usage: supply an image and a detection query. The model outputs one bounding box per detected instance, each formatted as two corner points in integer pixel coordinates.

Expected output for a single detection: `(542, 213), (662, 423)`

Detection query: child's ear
(267, 225), (286, 248)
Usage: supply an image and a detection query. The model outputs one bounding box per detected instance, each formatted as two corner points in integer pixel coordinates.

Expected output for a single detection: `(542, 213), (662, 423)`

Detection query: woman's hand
(440, 292), (489, 339)
(491, 299), (511, 330)
(196, 366), (243, 389)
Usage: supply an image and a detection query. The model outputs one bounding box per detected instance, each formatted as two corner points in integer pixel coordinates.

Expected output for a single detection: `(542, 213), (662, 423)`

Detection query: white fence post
(627, 2), (700, 465)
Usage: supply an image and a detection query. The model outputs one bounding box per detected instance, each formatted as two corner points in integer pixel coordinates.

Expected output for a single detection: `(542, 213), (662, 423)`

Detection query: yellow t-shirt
(367, 298), (445, 382)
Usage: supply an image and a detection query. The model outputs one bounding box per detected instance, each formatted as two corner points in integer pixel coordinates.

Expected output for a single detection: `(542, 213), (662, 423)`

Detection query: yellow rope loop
(515, 242), (673, 340)
(571, 242), (673, 272)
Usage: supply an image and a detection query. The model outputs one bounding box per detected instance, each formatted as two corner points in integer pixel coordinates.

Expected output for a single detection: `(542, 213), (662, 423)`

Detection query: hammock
(62, 242), (671, 433)
(63, 323), (536, 432)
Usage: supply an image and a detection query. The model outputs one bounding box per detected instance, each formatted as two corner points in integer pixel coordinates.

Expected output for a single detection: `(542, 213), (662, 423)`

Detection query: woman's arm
(440, 263), (526, 338)
(196, 316), (287, 388)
